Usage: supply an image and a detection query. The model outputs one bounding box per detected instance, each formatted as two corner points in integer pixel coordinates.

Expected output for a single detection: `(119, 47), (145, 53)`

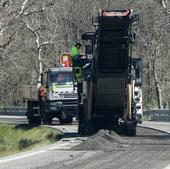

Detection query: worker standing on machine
(71, 42), (82, 60)
(70, 42), (83, 84)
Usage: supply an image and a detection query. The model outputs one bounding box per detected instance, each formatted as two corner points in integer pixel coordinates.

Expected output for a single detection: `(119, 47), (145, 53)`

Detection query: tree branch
(0, 30), (16, 49)
(18, 0), (29, 16)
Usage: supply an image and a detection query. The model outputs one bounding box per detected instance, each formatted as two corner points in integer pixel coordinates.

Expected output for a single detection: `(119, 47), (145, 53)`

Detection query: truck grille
(61, 99), (77, 106)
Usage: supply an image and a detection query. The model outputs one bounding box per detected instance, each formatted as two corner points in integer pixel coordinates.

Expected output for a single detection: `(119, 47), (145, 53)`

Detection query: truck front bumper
(61, 99), (78, 117)
(45, 99), (77, 118)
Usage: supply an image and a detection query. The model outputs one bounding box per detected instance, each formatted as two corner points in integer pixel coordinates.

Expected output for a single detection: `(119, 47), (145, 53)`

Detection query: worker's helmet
(75, 42), (82, 48)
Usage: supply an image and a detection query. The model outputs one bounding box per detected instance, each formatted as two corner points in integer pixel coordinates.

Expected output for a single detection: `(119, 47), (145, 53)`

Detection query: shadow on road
(14, 124), (39, 130)
(63, 132), (79, 138)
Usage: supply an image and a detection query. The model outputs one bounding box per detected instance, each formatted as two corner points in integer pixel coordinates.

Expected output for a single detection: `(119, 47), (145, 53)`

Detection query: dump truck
(73, 9), (142, 136)
(23, 53), (78, 125)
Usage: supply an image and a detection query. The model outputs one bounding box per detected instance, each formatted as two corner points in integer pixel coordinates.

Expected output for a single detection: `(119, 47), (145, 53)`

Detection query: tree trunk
(155, 81), (163, 109)
(153, 59), (163, 109)
(161, 0), (167, 9)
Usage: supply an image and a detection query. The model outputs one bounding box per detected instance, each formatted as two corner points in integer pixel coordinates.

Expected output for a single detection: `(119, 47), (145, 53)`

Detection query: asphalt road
(0, 116), (170, 169)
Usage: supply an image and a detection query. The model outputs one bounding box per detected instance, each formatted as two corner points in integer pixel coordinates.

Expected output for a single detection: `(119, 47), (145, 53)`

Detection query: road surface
(0, 116), (170, 169)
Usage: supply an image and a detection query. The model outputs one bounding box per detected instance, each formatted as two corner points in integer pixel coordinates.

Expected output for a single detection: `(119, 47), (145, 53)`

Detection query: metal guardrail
(143, 109), (170, 116)
(0, 107), (170, 118)
(0, 106), (27, 116)
(143, 109), (170, 122)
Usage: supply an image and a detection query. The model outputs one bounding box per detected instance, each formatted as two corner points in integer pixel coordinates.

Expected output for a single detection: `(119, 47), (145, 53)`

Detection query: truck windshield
(49, 72), (73, 85)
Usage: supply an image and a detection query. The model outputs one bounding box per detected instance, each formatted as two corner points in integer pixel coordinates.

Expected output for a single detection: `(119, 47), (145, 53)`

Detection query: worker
(50, 63), (56, 68)
(71, 42), (82, 60)
(71, 42), (82, 69)
(38, 85), (46, 99)
(57, 74), (65, 84)
(52, 83), (57, 93)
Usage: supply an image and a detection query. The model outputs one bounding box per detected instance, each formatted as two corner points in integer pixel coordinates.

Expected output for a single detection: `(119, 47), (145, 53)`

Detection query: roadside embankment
(0, 124), (63, 157)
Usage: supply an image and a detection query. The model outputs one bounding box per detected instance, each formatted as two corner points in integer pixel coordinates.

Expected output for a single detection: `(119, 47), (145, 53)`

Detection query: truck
(73, 9), (142, 136)
(23, 53), (78, 125)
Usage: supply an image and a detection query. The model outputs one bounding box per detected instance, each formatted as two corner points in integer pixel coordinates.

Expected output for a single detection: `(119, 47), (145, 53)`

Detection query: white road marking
(0, 140), (82, 164)
(0, 150), (46, 164)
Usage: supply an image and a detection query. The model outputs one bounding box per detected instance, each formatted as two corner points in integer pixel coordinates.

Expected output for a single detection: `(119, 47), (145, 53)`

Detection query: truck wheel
(78, 123), (86, 136)
(78, 120), (96, 136)
(78, 110), (96, 136)
(42, 117), (52, 125)
(78, 105), (86, 135)
(126, 123), (136, 136)
(27, 100), (41, 125)
(78, 115), (88, 136)
(46, 118), (52, 125)
(28, 117), (34, 125)
(42, 114), (52, 125)
(42, 118), (47, 125)
(28, 116), (41, 125)
(34, 117), (41, 125)
(59, 117), (73, 124)
(78, 100), (96, 136)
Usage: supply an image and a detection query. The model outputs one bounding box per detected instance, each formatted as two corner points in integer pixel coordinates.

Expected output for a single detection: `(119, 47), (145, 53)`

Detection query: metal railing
(143, 109), (170, 122)
(143, 109), (170, 116)
(0, 106), (26, 116)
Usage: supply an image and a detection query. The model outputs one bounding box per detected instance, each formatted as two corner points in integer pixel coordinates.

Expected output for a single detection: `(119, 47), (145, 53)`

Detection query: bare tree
(0, 0), (59, 105)
(0, 0), (169, 108)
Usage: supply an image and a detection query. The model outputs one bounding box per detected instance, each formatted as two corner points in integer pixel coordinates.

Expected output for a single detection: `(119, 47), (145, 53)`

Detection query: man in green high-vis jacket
(71, 43), (83, 83)
(71, 43), (82, 59)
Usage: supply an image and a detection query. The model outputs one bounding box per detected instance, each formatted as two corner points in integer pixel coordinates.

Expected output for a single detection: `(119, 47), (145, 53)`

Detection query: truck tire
(27, 101), (41, 125)
(59, 117), (73, 124)
(78, 102), (87, 135)
(42, 114), (52, 125)
(42, 117), (52, 125)
(78, 122), (86, 136)
(47, 118), (52, 125)
(27, 116), (41, 125)
(78, 104), (85, 135)
(78, 98), (96, 136)
(34, 117), (41, 125)
(126, 123), (136, 136)
(78, 119), (96, 136)
(78, 108), (96, 136)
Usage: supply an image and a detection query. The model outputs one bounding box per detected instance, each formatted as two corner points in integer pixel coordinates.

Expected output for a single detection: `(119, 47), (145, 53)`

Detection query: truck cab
(24, 53), (78, 125)
(45, 67), (77, 123)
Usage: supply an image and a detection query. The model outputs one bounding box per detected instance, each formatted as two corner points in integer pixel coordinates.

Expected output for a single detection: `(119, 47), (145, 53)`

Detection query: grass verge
(0, 124), (63, 157)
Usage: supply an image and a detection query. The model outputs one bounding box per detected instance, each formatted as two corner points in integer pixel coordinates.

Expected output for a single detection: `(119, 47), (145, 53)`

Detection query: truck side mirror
(132, 58), (142, 86)
(92, 16), (98, 27)
(82, 32), (95, 40)
(131, 14), (139, 25)
(85, 45), (93, 59)
(86, 45), (92, 54)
